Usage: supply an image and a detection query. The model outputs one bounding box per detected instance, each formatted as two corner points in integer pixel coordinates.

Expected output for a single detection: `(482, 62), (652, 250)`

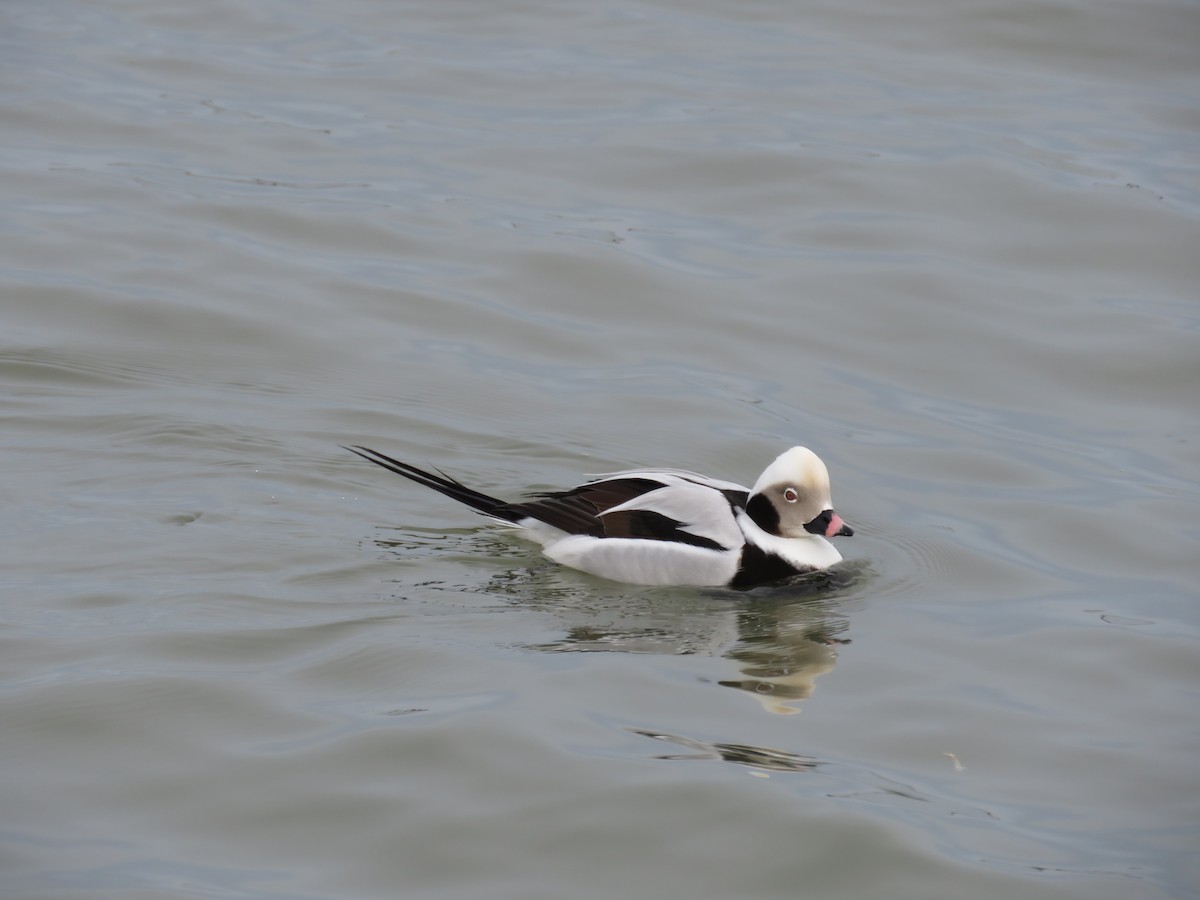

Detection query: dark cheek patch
(745, 493), (781, 535)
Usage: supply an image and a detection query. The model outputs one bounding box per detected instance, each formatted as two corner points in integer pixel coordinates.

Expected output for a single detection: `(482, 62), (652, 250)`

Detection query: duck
(344, 445), (853, 588)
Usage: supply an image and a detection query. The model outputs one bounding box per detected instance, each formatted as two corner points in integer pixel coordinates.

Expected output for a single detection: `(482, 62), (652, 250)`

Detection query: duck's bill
(826, 512), (853, 538)
(805, 509), (854, 538)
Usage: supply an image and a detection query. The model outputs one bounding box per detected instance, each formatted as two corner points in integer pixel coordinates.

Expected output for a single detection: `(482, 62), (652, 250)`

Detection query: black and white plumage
(345, 445), (854, 588)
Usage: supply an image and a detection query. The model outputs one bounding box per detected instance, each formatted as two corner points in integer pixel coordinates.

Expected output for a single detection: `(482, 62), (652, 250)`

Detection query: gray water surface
(3, 1), (1198, 898)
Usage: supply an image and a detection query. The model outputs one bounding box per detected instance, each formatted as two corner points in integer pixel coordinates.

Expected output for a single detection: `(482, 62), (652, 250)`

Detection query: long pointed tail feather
(343, 446), (521, 523)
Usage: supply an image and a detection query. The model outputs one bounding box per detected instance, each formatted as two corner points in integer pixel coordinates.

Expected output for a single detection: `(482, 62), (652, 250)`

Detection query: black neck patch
(745, 493), (780, 535)
(730, 542), (814, 588)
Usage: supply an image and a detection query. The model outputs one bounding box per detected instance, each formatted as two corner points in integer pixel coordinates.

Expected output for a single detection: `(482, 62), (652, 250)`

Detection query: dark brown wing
(347, 448), (745, 551)
(511, 477), (738, 550)
(506, 477), (664, 537)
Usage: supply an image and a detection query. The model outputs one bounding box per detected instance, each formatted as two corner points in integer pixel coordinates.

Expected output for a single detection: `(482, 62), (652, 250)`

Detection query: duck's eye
(783, 488), (798, 503)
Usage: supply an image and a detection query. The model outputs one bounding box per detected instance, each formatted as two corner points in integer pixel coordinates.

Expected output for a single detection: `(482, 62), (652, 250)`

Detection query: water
(2, 0), (1198, 897)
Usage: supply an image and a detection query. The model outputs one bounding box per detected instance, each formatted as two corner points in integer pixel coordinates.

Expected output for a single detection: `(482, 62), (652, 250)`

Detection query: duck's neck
(736, 510), (843, 569)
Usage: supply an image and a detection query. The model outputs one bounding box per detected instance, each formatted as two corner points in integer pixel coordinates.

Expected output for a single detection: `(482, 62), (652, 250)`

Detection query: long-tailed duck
(345, 445), (853, 588)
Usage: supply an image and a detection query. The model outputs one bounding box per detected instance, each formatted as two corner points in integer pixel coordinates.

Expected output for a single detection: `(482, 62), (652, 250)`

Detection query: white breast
(542, 535), (741, 586)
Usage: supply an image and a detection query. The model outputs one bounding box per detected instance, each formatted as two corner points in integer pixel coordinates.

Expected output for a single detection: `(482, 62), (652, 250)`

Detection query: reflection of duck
(345, 445), (853, 587)
(630, 729), (820, 772)
(516, 567), (861, 714)
(720, 615), (848, 715)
